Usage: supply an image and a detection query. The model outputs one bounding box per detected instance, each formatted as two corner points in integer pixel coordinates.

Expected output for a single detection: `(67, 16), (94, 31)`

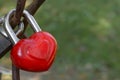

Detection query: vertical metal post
(12, 64), (20, 80)
(0, 72), (2, 80)
(10, 0), (26, 27)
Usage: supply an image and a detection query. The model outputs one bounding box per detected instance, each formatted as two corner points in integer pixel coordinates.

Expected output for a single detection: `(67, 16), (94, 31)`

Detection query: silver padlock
(0, 17), (8, 38)
(0, 17), (24, 39)
(4, 9), (42, 44)
(0, 17), (24, 58)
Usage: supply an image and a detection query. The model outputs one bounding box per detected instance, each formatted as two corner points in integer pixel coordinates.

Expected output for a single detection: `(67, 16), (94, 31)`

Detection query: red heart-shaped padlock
(11, 31), (57, 72)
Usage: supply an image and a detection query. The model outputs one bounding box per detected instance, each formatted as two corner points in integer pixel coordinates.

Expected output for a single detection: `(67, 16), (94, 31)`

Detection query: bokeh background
(0, 0), (120, 80)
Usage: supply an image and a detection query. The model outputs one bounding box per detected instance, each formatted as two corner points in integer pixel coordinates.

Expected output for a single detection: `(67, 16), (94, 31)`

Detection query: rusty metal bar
(10, 0), (26, 27)
(11, 0), (45, 80)
(11, 0), (26, 80)
(12, 64), (20, 80)
(0, 72), (2, 80)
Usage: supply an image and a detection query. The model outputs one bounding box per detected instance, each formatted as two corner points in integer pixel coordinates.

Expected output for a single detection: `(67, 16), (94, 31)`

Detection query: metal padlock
(0, 17), (24, 58)
(4, 9), (57, 72)
(0, 19), (24, 39)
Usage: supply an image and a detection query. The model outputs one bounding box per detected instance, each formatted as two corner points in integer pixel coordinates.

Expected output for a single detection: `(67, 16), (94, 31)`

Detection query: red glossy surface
(11, 31), (57, 72)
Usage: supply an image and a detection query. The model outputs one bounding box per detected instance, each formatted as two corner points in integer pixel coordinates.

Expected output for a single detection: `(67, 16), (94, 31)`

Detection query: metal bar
(10, 0), (26, 27)
(12, 64), (20, 80)
(11, 1), (26, 80)
(0, 72), (2, 80)
(26, 0), (45, 15)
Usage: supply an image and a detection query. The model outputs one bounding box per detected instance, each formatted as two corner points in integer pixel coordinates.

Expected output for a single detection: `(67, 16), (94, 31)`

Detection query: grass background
(0, 0), (120, 80)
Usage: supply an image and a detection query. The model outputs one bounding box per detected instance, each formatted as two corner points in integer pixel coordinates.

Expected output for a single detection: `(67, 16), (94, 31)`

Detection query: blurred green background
(1, 0), (120, 80)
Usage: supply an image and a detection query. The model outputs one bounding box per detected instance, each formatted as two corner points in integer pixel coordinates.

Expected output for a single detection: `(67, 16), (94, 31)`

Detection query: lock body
(11, 31), (57, 72)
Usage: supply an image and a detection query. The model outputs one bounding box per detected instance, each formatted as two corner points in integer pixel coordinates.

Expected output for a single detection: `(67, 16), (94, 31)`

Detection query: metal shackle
(4, 10), (24, 44)
(4, 9), (42, 44)
(23, 10), (42, 32)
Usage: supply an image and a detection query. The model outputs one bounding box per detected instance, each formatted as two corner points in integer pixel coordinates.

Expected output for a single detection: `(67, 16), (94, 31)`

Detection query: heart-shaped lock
(4, 9), (57, 72)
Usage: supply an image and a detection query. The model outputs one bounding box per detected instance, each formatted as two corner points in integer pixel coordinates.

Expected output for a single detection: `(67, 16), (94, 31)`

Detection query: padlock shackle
(23, 10), (42, 32)
(10, 9), (42, 32)
(4, 10), (24, 44)
(4, 9), (41, 44)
